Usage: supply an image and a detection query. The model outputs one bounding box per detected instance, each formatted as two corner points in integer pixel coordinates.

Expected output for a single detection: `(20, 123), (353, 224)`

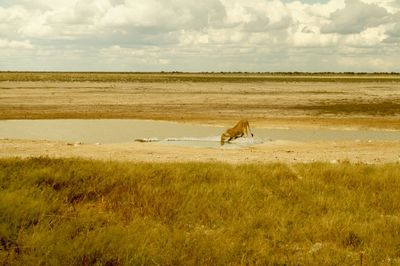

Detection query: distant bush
(0, 72), (399, 83)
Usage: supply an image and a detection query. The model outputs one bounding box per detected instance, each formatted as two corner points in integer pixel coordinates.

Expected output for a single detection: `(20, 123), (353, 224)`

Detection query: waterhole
(0, 119), (398, 148)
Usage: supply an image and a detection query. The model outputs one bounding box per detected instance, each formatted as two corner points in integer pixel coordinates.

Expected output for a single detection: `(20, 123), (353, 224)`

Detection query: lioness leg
(247, 124), (254, 137)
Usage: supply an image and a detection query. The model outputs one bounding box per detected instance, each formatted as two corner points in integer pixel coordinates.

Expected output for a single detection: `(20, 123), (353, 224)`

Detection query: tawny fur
(220, 119), (253, 146)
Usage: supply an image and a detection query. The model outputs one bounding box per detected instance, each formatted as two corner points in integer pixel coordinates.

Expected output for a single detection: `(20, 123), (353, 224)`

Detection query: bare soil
(1, 138), (399, 164)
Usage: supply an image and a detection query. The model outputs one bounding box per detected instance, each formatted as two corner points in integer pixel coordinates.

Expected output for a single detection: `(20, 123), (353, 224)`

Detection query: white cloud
(0, 0), (399, 71)
(343, 25), (388, 47)
(321, 0), (390, 34)
(337, 57), (397, 71)
(100, 45), (170, 65)
(0, 39), (33, 49)
(362, 0), (400, 14)
(0, 5), (28, 22)
(291, 29), (339, 47)
(99, 1), (172, 28)
(383, 22), (400, 44)
(97, 0), (225, 32)
(179, 30), (208, 45)
(18, 13), (54, 38)
(220, 0), (292, 31)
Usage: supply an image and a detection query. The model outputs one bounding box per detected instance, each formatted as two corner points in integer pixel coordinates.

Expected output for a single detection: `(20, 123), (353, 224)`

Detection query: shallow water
(159, 136), (265, 148)
(0, 119), (398, 148)
(0, 119), (225, 146)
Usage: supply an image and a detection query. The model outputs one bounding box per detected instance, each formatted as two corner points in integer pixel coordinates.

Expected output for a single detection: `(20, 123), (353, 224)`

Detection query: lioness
(221, 119), (253, 146)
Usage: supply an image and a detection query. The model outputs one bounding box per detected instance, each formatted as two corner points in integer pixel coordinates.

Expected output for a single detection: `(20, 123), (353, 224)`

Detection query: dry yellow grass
(1, 157), (400, 265)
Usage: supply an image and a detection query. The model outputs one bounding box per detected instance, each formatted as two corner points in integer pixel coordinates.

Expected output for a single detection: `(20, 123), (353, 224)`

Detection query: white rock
(309, 242), (323, 254)
(73, 141), (83, 147)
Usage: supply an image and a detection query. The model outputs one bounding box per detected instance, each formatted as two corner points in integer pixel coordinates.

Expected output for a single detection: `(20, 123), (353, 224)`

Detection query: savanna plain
(1, 72), (400, 265)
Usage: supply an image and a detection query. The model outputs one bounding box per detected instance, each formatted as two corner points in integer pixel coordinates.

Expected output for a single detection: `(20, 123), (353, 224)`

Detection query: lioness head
(220, 132), (230, 146)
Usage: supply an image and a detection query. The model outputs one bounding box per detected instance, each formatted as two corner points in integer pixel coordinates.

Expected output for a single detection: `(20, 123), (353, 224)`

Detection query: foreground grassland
(1, 158), (400, 265)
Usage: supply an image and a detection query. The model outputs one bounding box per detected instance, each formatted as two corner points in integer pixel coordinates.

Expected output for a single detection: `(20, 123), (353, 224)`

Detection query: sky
(0, 0), (399, 72)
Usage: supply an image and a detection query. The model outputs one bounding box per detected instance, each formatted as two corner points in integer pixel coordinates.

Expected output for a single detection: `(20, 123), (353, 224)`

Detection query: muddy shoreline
(1, 138), (399, 164)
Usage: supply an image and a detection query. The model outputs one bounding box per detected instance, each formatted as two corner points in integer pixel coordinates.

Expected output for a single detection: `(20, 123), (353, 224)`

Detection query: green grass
(1, 158), (400, 265)
(1, 71), (400, 83)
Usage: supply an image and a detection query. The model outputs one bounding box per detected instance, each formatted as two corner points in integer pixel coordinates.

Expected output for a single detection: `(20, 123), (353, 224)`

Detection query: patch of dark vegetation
(343, 231), (363, 249)
(292, 101), (400, 115)
(1, 72), (400, 83)
(297, 90), (345, 94)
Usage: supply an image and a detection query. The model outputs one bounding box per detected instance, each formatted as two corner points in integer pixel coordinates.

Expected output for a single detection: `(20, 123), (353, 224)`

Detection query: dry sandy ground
(1, 79), (399, 163)
(1, 138), (399, 164)
(1, 80), (400, 129)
